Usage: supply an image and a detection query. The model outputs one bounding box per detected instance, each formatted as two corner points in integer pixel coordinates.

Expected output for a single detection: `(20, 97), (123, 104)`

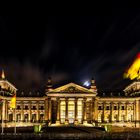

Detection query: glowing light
(83, 81), (90, 87)
(2, 69), (5, 79)
(9, 95), (16, 109)
(124, 53), (140, 80)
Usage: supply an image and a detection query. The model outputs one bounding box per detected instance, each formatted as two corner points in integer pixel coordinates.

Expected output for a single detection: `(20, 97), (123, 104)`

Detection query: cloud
(117, 43), (140, 64)
(40, 42), (53, 60)
(50, 72), (69, 85)
(0, 59), (44, 92)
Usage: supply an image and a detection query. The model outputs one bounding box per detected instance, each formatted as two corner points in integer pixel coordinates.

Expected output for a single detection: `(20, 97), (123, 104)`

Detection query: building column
(103, 102), (106, 122)
(44, 98), (48, 121)
(90, 99), (93, 123)
(21, 101), (24, 122)
(29, 101), (31, 122)
(2, 99), (7, 123)
(56, 98), (60, 124)
(13, 109), (16, 123)
(65, 98), (69, 124)
(139, 100), (140, 124)
(48, 98), (52, 124)
(5, 100), (8, 122)
(118, 102), (121, 122)
(91, 98), (94, 123)
(93, 98), (98, 123)
(74, 98), (78, 124)
(110, 102), (113, 122)
(0, 104), (2, 120)
(133, 102), (135, 122)
(135, 100), (139, 127)
(2, 99), (6, 122)
(83, 98), (87, 124)
(126, 102), (128, 122)
(36, 101), (39, 122)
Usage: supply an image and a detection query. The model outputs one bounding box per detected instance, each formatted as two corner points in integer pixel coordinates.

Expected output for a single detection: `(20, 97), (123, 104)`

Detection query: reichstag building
(0, 72), (140, 128)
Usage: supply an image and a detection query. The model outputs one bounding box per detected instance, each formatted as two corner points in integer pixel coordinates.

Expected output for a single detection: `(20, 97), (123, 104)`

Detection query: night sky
(0, 11), (140, 94)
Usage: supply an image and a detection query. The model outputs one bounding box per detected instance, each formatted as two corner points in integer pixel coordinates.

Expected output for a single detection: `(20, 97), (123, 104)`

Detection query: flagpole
(14, 108), (16, 134)
(14, 93), (16, 134)
(1, 91), (4, 135)
(1, 101), (3, 135)
(9, 93), (16, 134)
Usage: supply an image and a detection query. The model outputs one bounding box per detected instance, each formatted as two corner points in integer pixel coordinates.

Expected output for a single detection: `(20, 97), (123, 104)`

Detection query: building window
(121, 106), (125, 110)
(39, 106), (44, 110)
(39, 114), (44, 122)
(8, 114), (13, 122)
(114, 106), (117, 110)
(24, 114), (28, 122)
(32, 106), (36, 110)
(98, 114), (102, 122)
(16, 114), (21, 122)
(128, 114), (133, 122)
(68, 101), (75, 123)
(17, 105), (21, 110)
(105, 114), (110, 122)
(98, 106), (102, 110)
(131, 115), (133, 122)
(24, 105), (29, 110)
(130, 106), (133, 110)
(114, 114), (118, 122)
(106, 106), (110, 110)
(121, 115), (125, 121)
(77, 100), (82, 123)
(31, 114), (36, 122)
(86, 107), (90, 111)
(60, 101), (66, 123)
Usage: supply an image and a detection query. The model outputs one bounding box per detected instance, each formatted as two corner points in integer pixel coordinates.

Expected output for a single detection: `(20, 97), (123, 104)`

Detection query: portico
(46, 82), (97, 125)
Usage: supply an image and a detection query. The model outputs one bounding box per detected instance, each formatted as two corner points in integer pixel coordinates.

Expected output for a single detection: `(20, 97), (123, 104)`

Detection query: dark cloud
(0, 60), (44, 92)
(51, 72), (69, 85)
(0, 13), (140, 94)
(40, 42), (53, 60)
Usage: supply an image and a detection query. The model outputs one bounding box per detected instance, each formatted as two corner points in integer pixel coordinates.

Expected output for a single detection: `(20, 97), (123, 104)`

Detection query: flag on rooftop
(9, 94), (16, 109)
(124, 53), (140, 80)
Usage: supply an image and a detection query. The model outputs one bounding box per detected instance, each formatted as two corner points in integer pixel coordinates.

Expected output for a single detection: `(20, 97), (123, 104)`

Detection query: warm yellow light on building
(1, 69), (5, 79)
(124, 53), (140, 80)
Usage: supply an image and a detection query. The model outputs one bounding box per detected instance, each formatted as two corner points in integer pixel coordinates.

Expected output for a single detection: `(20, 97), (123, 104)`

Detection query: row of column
(1, 98), (140, 125)
(47, 97), (116, 124)
(2, 99), (8, 121)
(1, 100), (44, 122)
(99, 101), (136, 122)
(135, 100), (140, 127)
(49, 97), (95, 124)
(17, 101), (40, 122)
(55, 98), (80, 124)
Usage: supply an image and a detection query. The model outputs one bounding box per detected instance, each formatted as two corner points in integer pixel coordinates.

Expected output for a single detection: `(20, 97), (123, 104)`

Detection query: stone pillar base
(74, 120), (78, 124)
(65, 120), (69, 124)
(83, 120), (88, 124)
(48, 120), (51, 126)
(135, 122), (140, 128)
(56, 120), (60, 125)
(92, 122), (95, 126)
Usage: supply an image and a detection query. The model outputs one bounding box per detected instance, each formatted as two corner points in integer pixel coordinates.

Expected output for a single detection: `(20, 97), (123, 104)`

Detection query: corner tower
(46, 77), (53, 92)
(89, 78), (97, 94)
(0, 70), (17, 96)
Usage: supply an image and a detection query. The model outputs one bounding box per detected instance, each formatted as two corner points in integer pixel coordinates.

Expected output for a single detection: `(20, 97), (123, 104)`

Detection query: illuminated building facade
(0, 72), (140, 128)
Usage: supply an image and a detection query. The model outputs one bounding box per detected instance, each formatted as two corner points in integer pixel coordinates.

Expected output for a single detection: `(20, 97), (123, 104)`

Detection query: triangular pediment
(124, 80), (140, 96)
(47, 82), (96, 94)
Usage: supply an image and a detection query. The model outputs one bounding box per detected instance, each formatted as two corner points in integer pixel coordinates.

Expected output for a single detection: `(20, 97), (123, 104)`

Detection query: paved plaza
(0, 125), (140, 139)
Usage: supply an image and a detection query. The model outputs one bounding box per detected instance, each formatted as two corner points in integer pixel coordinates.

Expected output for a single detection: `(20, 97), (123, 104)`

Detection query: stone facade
(0, 74), (140, 127)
